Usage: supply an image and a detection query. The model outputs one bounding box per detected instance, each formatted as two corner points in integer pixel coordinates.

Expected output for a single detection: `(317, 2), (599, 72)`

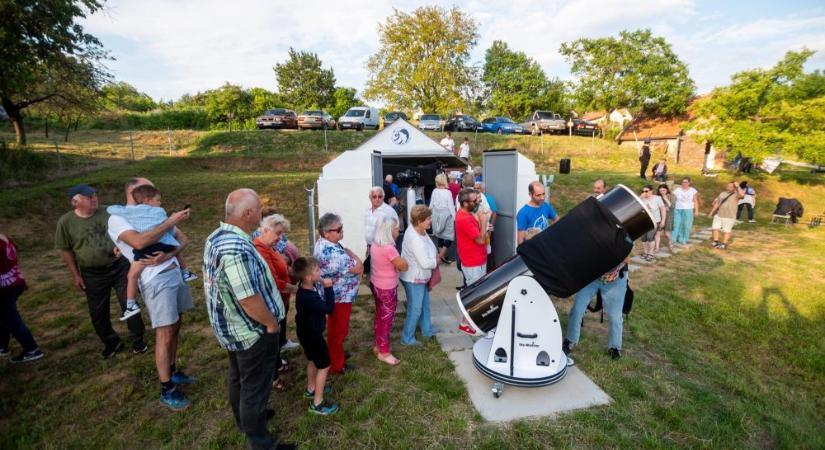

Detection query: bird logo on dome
(392, 128), (410, 145)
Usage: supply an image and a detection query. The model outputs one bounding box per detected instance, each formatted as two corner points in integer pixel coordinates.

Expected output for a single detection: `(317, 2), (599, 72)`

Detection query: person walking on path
(0, 234), (44, 363)
(399, 205), (438, 346)
(657, 184), (676, 252)
(55, 183), (153, 358)
(640, 185), (667, 261)
(458, 137), (471, 163)
(671, 177), (699, 244)
(709, 181), (744, 250)
(108, 177), (196, 411)
(639, 138), (652, 180)
(429, 174), (456, 264)
(314, 213), (363, 375)
(204, 189), (293, 449)
(369, 219), (407, 365)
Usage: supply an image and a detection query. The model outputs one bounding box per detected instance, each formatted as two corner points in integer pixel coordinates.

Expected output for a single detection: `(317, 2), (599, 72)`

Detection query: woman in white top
(429, 173), (456, 264)
(640, 185), (667, 261)
(399, 205), (438, 346)
(672, 177), (699, 244)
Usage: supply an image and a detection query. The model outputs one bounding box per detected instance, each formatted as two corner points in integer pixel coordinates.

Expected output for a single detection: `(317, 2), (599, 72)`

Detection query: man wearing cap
(639, 138), (652, 180)
(55, 184), (148, 358)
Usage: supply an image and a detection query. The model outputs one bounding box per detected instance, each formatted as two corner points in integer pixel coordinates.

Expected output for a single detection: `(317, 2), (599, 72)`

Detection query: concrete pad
(628, 264), (641, 273)
(654, 251), (672, 258)
(448, 349), (611, 422)
(630, 256), (651, 264)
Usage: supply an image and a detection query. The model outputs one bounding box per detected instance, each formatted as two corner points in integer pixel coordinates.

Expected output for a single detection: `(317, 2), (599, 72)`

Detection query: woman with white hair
(429, 173), (456, 264)
(369, 219), (408, 365)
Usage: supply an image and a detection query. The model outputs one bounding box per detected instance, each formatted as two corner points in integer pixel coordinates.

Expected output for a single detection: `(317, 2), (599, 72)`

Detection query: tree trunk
(45, 117), (49, 138)
(1, 99), (27, 146)
(64, 122), (71, 142)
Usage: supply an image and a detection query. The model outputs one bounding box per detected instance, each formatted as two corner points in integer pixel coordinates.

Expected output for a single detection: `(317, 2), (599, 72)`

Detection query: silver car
(418, 114), (443, 131)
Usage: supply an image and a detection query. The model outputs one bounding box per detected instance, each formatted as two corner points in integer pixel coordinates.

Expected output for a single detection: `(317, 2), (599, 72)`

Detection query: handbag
(427, 266), (442, 291)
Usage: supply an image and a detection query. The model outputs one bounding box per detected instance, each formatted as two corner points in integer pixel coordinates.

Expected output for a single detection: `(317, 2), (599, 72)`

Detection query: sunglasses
(329, 227), (343, 233)
(642, 189), (650, 193)
(370, 195), (382, 199)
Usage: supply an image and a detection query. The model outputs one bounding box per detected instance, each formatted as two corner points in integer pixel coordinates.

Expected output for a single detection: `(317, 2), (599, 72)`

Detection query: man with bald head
(516, 180), (559, 245)
(204, 189), (290, 450)
(592, 179), (607, 199)
(108, 177), (195, 411)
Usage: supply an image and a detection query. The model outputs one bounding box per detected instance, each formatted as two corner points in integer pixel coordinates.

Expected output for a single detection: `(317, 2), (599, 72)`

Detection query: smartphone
(181, 203), (191, 211)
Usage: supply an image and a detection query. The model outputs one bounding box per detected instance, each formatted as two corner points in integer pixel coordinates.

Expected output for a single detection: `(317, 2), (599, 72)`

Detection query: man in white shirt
(108, 177), (195, 411)
(440, 132), (455, 153)
(459, 137), (470, 162)
(364, 186), (400, 267)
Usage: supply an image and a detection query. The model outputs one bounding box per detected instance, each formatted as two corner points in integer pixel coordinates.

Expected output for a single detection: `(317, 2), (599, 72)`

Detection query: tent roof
(352, 118), (454, 155)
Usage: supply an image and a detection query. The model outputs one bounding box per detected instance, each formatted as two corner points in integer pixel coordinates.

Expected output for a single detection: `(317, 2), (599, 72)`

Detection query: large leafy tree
(328, 87), (361, 119)
(689, 50), (825, 165)
(364, 6), (478, 114)
(274, 48), (336, 110)
(202, 83), (253, 126)
(247, 87), (283, 115)
(0, 0), (110, 144)
(560, 29), (694, 116)
(99, 82), (157, 112)
(482, 40), (567, 119)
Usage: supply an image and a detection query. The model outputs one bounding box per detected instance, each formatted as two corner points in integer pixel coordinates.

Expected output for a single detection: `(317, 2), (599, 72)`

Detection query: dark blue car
(481, 116), (524, 134)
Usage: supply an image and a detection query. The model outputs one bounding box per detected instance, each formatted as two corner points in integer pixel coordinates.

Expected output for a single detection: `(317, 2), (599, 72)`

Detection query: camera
(395, 169), (421, 187)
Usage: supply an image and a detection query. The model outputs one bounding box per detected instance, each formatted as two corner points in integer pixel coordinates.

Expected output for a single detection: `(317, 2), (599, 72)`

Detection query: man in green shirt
(55, 184), (147, 358)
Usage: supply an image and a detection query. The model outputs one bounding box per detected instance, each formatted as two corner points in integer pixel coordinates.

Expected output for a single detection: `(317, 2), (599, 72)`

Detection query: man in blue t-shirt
(516, 181), (559, 245)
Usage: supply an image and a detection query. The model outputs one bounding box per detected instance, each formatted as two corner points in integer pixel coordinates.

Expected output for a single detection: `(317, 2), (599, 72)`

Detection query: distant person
(657, 184), (676, 253)
(108, 177), (195, 411)
(204, 189), (291, 447)
(737, 181), (757, 223)
(459, 137), (471, 162)
(383, 175), (398, 207)
(314, 213), (363, 374)
(0, 233), (43, 363)
(651, 159), (668, 182)
(55, 183), (151, 358)
(455, 189), (491, 336)
(106, 184), (196, 322)
(448, 173), (461, 202)
(368, 219), (407, 365)
(399, 205), (438, 346)
(592, 179), (607, 199)
(708, 181), (744, 250)
(476, 182), (496, 259)
(293, 256), (339, 415)
(516, 181), (559, 245)
(639, 138), (651, 180)
(640, 185), (667, 261)
(672, 177), (699, 244)
(429, 174), (456, 264)
(440, 132), (455, 153)
(473, 166), (483, 182)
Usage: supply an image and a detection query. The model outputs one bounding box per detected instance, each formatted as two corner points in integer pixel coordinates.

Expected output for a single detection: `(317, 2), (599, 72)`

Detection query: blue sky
(82, 0), (825, 103)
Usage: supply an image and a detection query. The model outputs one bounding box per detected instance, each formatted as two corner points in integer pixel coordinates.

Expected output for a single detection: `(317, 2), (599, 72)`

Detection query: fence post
(324, 126), (328, 152)
(167, 128), (173, 156)
(53, 139), (63, 171)
(129, 130), (135, 160)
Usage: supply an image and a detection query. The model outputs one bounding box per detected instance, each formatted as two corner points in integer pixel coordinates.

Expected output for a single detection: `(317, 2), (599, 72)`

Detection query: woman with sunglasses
(657, 184), (676, 252)
(640, 185), (667, 261)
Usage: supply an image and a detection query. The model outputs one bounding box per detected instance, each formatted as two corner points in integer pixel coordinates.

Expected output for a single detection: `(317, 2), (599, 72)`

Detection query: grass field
(0, 130), (823, 449)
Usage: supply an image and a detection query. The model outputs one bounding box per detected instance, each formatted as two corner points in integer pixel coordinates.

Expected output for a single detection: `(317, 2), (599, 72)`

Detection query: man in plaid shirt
(204, 188), (292, 450)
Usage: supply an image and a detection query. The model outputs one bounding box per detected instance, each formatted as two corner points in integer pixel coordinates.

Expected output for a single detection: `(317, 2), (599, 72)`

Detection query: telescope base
(472, 336), (569, 387)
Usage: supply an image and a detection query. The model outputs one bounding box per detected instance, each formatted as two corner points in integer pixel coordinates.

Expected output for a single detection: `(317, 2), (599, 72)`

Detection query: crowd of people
(0, 161), (758, 449)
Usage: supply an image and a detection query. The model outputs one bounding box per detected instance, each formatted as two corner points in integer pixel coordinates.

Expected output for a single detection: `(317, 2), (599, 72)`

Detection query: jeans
(326, 302), (352, 373)
(370, 284), (398, 353)
(0, 285), (38, 352)
(671, 208), (694, 244)
(80, 258), (146, 348)
(228, 332), (280, 450)
(567, 273), (628, 350)
(737, 203), (754, 221)
(400, 280), (433, 345)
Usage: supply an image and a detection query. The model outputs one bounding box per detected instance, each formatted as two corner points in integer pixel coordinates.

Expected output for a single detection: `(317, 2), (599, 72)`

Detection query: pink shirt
(370, 244), (401, 290)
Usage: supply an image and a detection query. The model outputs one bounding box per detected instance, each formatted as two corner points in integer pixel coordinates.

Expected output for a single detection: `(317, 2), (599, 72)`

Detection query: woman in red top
(0, 233), (43, 363)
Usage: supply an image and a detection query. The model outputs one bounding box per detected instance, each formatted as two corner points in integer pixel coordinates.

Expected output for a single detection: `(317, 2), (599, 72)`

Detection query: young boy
(106, 185), (195, 321)
(293, 256), (338, 416)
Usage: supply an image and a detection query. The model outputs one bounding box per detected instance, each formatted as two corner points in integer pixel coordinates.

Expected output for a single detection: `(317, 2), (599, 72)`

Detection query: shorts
(641, 228), (658, 242)
(139, 267), (194, 328)
(298, 333), (330, 369)
(461, 264), (486, 285)
(134, 243), (178, 261)
(436, 238), (453, 249)
(712, 215), (736, 233)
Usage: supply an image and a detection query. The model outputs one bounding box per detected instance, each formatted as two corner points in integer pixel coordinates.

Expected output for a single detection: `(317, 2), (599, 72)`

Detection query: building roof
(581, 110), (607, 121)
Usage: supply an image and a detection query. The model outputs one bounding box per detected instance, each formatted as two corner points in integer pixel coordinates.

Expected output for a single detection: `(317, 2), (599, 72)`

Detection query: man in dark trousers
(639, 138), (651, 180)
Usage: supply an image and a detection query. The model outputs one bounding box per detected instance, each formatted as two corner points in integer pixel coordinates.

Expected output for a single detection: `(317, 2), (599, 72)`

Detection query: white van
(337, 106), (380, 131)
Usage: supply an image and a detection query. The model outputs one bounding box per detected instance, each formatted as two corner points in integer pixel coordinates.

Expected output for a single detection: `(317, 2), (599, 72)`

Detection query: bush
(85, 108), (210, 130)
(0, 145), (50, 186)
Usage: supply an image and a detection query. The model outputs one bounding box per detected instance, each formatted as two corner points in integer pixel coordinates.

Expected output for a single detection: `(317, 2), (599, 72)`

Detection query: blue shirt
(517, 202), (558, 233)
(485, 193), (497, 214)
(106, 204), (179, 247)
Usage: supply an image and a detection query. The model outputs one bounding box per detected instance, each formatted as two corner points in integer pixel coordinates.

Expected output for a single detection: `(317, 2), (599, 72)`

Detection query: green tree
(364, 6), (478, 115)
(560, 29), (694, 116)
(274, 48), (336, 110)
(248, 87), (283, 115)
(482, 41), (567, 119)
(328, 87), (361, 118)
(689, 50), (825, 165)
(99, 81), (157, 112)
(202, 83), (253, 128)
(0, 0), (110, 145)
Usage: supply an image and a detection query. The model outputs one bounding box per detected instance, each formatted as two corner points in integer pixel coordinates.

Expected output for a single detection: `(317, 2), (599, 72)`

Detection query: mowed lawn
(0, 131), (823, 449)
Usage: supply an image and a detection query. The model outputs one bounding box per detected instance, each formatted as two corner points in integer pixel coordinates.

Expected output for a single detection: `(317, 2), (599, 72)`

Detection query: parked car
(383, 111), (408, 128)
(256, 108), (298, 129)
(520, 111), (568, 135)
(443, 114), (480, 132)
(417, 114), (443, 131)
(481, 116), (524, 134)
(337, 106), (380, 131)
(570, 119), (599, 136)
(297, 110), (335, 130)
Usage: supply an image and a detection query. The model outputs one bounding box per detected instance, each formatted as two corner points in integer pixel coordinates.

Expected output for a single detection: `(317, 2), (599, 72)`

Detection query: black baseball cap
(67, 184), (96, 198)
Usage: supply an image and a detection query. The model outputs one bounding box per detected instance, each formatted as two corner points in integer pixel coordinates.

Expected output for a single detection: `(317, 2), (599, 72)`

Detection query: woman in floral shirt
(1, 233), (43, 363)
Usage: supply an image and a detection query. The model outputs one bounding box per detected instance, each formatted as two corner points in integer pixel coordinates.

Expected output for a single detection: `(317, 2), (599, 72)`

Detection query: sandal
(271, 378), (289, 392)
(277, 358), (290, 373)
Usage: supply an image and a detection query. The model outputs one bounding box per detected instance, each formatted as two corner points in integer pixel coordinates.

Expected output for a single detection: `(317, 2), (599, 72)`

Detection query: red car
(256, 108), (297, 129)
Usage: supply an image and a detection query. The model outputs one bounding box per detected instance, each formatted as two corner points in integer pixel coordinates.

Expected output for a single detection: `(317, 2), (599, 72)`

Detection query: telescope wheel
(491, 382), (503, 398)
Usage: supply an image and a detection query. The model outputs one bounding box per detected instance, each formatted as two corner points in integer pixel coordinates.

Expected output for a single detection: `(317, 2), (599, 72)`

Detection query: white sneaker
(181, 269), (199, 282)
(120, 304), (141, 321)
(281, 340), (300, 352)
